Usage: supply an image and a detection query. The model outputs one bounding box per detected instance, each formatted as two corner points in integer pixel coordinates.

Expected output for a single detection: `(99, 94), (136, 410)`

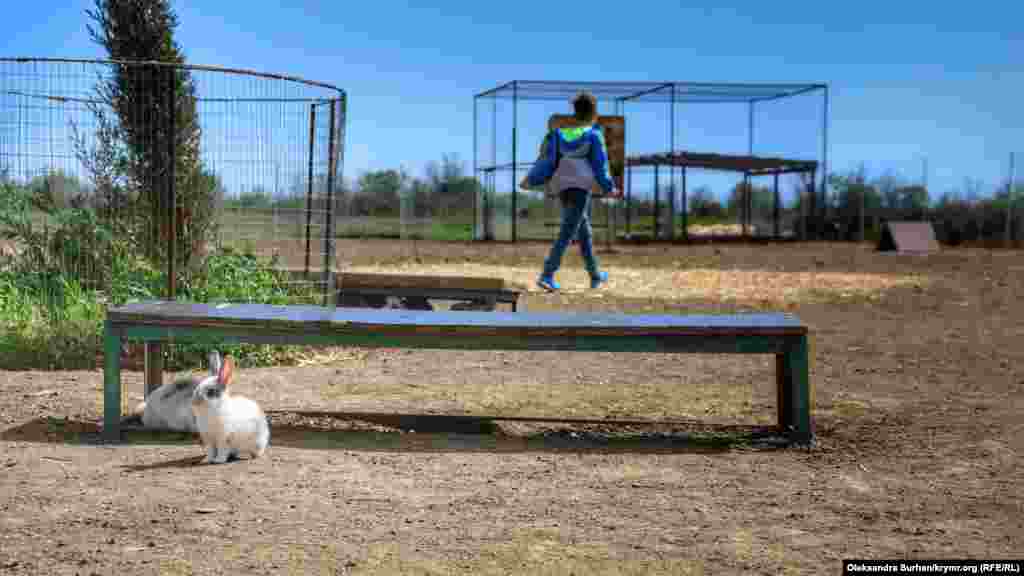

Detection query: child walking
(520, 91), (620, 292)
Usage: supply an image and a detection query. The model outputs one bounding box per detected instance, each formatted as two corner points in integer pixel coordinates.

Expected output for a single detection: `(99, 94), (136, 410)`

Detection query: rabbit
(133, 359), (222, 433)
(191, 351), (270, 464)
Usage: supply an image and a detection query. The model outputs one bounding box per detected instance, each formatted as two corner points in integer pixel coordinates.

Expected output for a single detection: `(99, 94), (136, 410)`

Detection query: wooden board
(107, 301), (806, 338)
(877, 221), (940, 253)
(338, 272), (515, 292)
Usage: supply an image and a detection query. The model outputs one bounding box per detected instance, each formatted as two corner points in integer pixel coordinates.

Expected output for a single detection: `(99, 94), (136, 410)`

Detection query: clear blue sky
(2, 0), (1021, 204)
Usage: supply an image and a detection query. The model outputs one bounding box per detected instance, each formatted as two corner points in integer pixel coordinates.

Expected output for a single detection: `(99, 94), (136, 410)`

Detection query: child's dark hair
(572, 91), (597, 122)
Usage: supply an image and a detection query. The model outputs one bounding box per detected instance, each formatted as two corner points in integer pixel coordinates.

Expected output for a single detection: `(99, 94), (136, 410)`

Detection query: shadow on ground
(1, 412), (798, 457)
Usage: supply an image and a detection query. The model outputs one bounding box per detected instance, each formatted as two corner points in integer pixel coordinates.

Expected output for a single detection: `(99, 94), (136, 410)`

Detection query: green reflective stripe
(558, 126), (590, 141)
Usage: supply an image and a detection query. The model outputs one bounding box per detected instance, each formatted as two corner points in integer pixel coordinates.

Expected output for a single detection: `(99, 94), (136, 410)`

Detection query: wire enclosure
(473, 80), (828, 243)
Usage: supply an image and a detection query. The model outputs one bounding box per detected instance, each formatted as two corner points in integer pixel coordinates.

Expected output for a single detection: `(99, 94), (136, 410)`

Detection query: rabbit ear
(218, 355), (234, 388)
(208, 351), (222, 376)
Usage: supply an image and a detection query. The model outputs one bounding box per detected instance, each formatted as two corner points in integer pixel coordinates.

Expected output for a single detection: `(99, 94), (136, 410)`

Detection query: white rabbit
(191, 352), (270, 464)
(134, 358), (223, 433)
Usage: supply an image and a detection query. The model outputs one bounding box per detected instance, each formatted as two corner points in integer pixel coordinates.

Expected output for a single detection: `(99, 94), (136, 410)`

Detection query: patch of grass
(427, 220), (473, 241)
(0, 242), (327, 372)
(0, 269), (107, 370)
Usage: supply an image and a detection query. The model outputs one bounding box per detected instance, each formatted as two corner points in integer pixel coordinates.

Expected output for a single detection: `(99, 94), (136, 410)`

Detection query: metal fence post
(305, 103), (316, 275)
(323, 98), (338, 307)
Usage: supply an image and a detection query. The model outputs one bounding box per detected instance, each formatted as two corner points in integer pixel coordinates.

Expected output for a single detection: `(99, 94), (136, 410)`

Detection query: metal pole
(654, 165), (660, 239)
(745, 171), (753, 236)
(748, 100), (755, 238)
(472, 96), (478, 240)
(821, 85), (830, 233)
(512, 81), (518, 242)
(859, 170), (866, 242)
(773, 171), (780, 239)
(322, 99), (338, 307)
(605, 197), (612, 251)
(626, 163), (632, 237)
(810, 168), (818, 240)
(748, 100), (755, 158)
(489, 94), (496, 241)
(1007, 152), (1016, 247)
(304, 103), (316, 275)
(166, 66), (177, 300)
(681, 165), (688, 241)
(669, 85), (675, 240)
(800, 173), (808, 241)
(147, 66), (177, 397)
(336, 95), (346, 306)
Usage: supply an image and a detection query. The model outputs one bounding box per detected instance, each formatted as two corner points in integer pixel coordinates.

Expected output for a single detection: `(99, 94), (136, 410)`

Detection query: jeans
(542, 187), (599, 278)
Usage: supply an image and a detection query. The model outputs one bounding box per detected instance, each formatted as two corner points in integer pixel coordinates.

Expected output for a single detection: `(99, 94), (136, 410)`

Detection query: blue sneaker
(590, 271), (608, 289)
(537, 275), (560, 292)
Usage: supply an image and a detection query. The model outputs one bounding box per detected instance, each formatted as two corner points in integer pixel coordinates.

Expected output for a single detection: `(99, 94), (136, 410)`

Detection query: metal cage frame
(472, 80), (829, 242)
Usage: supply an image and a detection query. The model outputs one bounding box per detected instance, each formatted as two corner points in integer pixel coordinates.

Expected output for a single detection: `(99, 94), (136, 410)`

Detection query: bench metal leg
(779, 335), (812, 445)
(776, 353), (792, 432)
(103, 320), (123, 443)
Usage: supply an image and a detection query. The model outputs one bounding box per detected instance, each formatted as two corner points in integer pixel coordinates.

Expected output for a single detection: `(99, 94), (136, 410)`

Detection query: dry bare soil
(1, 239), (1022, 575)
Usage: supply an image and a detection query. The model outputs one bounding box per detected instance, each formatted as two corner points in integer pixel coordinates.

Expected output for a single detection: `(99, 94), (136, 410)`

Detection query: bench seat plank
(108, 301), (806, 337)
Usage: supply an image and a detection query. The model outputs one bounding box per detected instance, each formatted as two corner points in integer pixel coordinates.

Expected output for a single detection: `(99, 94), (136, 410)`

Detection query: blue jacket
(525, 124), (615, 195)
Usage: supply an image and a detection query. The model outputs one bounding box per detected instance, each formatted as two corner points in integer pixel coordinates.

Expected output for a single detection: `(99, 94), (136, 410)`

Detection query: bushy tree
(726, 181), (774, 218)
(688, 185), (724, 219)
(354, 169), (406, 216)
(423, 153), (480, 218)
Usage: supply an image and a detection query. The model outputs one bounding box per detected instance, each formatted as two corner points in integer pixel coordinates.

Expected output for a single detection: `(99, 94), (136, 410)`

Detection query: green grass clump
(0, 185), (320, 371)
(0, 246), (322, 371)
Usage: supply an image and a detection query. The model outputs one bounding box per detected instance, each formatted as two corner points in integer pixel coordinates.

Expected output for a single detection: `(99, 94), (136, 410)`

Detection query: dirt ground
(1, 239), (1022, 575)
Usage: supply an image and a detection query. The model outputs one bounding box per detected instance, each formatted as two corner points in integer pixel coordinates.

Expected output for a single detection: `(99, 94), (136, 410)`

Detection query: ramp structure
(877, 221), (940, 253)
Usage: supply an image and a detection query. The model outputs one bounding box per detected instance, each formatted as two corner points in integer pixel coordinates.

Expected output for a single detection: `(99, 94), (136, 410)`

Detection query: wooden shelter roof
(626, 151), (818, 176)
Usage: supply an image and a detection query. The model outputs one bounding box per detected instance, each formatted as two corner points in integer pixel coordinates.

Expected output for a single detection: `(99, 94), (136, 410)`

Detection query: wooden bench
(103, 301), (813, 445)
(334, 272), (525, 312)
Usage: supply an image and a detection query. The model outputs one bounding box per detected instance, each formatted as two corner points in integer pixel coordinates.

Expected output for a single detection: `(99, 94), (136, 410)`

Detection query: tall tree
(85, 0), (218, 272)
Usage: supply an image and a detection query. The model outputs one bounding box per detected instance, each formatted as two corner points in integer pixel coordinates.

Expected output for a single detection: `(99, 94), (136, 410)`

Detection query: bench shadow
(120, 455), (207, 471)
(1, 413), (795, 456)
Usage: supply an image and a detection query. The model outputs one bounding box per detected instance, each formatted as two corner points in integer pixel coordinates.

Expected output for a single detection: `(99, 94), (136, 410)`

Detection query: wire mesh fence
(0, 57), (346, 314)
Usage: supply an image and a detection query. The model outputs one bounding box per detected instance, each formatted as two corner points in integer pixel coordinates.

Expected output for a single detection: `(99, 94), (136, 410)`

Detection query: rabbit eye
(206, 389), (216, 398)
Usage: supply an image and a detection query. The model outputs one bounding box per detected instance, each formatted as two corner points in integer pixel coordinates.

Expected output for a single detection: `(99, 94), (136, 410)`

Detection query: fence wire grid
(0, 57), (346, 309)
